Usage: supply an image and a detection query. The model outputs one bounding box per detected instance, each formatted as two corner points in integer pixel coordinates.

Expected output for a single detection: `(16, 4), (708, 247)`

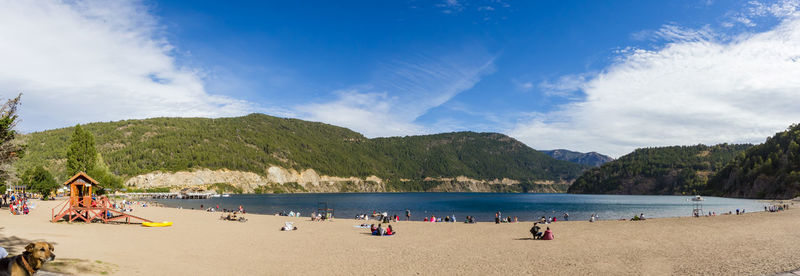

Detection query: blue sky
(3, 0), (800, 157)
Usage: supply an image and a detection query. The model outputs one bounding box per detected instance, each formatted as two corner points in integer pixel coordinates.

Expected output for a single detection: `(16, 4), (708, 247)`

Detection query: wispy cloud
(296, 47), (496, 137)
(0, 0), (258, 132)
(510, 13), (800, 157)
(538, 73), (592, 98)
(723, 0), (800, 27)
(632, 24), (718, 42)
(433, 0), (509, 14)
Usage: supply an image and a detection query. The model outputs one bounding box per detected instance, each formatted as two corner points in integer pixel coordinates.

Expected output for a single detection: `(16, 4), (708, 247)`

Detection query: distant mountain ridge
(540, 149), (613, 167)
(16, 113), (588, 193)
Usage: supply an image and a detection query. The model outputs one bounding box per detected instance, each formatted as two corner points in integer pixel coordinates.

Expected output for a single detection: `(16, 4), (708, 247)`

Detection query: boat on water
(691, 195), (704, 201)
(211, 194), (221, 198)
(222, 194), (231, 197)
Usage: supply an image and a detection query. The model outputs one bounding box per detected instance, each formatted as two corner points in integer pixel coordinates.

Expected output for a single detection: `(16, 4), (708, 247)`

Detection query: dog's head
(25, 242), (55, 262)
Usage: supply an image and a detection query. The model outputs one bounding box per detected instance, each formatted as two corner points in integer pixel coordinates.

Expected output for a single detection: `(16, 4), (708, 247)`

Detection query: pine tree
(0, 93), (24, 192)
(66, 124), (97, 177)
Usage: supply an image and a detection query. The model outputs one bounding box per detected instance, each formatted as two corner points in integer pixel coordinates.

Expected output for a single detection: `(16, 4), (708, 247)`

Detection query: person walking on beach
(563, 213), (569, 221)
(405, 209), (411, 221)
(495, 211), (500, 224)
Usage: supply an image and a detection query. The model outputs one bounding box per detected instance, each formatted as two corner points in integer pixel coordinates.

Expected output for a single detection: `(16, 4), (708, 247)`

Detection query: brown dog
(0, 242), (55, 276)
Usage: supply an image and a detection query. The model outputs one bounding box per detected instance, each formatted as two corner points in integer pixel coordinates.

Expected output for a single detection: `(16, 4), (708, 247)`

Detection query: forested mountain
(540, 149), (613, 167)
(707, 125), (800, 199)
(568, 144), (751, 195)
(16, 113), (587, 192)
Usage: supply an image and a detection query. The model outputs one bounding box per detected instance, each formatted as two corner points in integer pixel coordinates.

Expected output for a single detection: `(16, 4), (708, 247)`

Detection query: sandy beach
(1, 198), (798, 275)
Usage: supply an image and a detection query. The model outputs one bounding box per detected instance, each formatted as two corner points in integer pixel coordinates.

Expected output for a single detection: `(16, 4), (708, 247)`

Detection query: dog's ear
(48, 243), (54, 252)
(25, 243), (35, 252)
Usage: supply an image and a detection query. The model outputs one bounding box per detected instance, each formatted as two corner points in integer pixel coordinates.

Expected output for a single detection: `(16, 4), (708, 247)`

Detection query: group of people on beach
(494, 211), (520, 224)
(112, 199), (136, 212)
(423, 214), (458, 222)
(2, 192), (30, 215)
(765, 204), (789, 212)
(369, 223), (395, 236)
(529, 223), (554, 240)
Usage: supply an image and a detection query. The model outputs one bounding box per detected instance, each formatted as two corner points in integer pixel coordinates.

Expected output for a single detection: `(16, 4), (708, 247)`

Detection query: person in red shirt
(542, 227), (555, 240)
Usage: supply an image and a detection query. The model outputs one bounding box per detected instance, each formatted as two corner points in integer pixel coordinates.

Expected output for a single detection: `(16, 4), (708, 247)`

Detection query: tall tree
(22, 166), (58, 199)
(66, 124), (97, 177)
(0, 93), (24, 192)
(88, 152), (123, 192)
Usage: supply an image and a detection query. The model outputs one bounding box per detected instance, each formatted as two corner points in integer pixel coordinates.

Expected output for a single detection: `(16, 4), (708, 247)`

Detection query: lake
(150, 193), (767, 222)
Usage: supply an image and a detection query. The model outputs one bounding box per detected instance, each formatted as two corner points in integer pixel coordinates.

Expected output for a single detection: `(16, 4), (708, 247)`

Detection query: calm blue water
(150, 193), (766, 222)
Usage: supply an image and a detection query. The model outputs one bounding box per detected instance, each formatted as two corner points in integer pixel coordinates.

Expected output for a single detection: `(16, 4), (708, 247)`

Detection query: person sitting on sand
(542, 227), (554, 240)
(281, 222), (297, 231)
(530, 223), (542, 240)
(370, 224), (377, 234)
(387, 225), (395, 235)
(377, 224), (385, 236)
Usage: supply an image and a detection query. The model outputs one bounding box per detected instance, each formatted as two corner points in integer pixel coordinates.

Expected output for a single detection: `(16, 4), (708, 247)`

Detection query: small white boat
(222, 194), (231, 197)
(691, 195), (704, 201)
(211, 194), (221, 198)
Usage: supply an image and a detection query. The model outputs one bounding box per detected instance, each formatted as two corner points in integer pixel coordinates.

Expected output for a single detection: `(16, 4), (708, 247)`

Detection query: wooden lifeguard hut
(51, 172), (152, 224)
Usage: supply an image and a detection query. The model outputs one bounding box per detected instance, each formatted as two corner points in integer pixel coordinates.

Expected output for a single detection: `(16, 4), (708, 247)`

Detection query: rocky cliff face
(124, 166), (567, 193)
(125, 166), (388, 193)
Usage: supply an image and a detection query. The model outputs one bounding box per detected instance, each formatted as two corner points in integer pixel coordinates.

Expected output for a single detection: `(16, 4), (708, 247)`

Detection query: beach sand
(1, 199), (798, 275)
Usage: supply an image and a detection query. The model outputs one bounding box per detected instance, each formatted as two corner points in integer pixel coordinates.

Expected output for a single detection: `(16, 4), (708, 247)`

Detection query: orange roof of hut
(64, 171), (100, 187)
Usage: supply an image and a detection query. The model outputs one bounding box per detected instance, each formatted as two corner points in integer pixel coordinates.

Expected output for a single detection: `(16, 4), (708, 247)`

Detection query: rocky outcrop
(125, 169), (267, 192)
(125, 166), (388, 193)
(124, 166), (571, 193)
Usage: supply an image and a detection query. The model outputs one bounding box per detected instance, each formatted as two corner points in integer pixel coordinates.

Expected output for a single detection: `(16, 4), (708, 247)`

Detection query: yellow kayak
(142, 221), (173, 227)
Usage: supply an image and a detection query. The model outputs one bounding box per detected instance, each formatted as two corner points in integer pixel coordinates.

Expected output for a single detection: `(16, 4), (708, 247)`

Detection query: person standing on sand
(405, 209), (411, 221)
(564, 213), (569, 221)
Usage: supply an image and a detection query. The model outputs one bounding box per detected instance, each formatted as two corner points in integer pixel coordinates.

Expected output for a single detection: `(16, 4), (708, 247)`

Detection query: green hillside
(16, 113), (586, 191)
(568, 144), (751, 195)
(707, 124), (800, 199)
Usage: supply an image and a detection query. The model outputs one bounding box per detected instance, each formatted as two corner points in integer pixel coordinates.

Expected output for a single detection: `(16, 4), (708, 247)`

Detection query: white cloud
(296, 49), (496, 137)
(510, 16), (800, 157)
(538, 73), (592, 98)
(723, 0), (800, 27)
(0, 0), (257, 132)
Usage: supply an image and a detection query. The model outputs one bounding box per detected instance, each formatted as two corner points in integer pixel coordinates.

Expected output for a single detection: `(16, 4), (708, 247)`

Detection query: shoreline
(142, 193), (774, 223)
